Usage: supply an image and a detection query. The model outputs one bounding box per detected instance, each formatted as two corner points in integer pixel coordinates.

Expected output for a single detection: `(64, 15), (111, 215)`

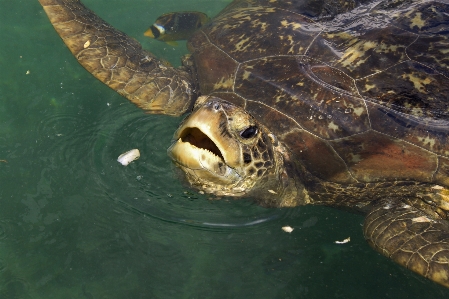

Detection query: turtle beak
(167, 102), (241, 184)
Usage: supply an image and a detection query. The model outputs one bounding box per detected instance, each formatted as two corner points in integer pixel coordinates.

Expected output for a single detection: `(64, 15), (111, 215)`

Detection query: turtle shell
(187, 0), (449, 186)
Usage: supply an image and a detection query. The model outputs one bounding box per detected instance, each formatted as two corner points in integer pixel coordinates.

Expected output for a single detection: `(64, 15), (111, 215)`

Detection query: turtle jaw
(167, 104), (242, 186)
(168, 137), (241, 186)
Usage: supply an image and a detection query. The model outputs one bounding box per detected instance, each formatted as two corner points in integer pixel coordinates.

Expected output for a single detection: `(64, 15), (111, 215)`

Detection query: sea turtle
(39, 0), (449, 287)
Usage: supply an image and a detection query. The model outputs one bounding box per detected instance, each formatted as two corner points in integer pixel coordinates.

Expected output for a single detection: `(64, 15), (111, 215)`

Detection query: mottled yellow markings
(440, 48), (449, 54)
(213, 77), (234, 90)
(403, 101), (412, 109)
(281, 20), (301, 30)
(251, 20), (267, 31)
(353, 107), (365, 117)
(364, 83), (376, 91)
(410, 12), (425, 29)
(275, 94), (284, 103)
(328, 121), (339, 132)
(411, 107), (424, 117)
(281, 35), (295, 54)
(349, 153), (362, 163)
(230, 11), (251, 21)
(401, 73), (432, 92)
(341, 41), (377, 68)
(362, 41), (377, 52)
(242, 70), (252, 80)
(222, 24), (233, 30)
(324, 31), (352, 40)
(421, 135), (436, 148)
(296, 81), (304, 86)
(235, 36), (251, 52)
(376, 43), (398, 53)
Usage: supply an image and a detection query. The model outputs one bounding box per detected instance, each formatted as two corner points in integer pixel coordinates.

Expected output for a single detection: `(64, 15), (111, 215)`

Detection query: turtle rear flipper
(39, 0), (196, 116)
(364, 199), (449, 288)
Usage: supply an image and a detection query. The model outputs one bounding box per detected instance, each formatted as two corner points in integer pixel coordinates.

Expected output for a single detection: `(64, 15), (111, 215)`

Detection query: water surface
(1, 0), (449, 298)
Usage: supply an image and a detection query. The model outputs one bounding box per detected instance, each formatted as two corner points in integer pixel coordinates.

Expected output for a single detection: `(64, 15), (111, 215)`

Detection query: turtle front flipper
(39, 0), (196, 116)
(364, 199), (449, 287)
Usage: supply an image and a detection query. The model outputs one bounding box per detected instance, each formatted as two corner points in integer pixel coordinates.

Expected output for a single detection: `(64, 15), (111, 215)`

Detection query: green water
(1, 0), (449, 298)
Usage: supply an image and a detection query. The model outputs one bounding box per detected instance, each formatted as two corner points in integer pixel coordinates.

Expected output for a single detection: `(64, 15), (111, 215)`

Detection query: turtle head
(168, 96), (301, 204)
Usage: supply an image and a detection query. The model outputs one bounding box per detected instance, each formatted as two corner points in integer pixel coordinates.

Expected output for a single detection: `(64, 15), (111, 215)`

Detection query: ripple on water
(0, 277), (31, 299)
(0, 259), (5, 273)
(30, 100), (295, 236)
(0, 219), (10, 241)
(83, 104), (284, 232)
(35, 112), (97, 167)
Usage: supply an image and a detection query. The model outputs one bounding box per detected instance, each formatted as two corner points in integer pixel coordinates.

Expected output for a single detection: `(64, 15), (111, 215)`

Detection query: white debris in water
(117, 149), (140, 166)
(334, 237), (350, 244)
(282, 226), (294, 233)
(84, 40), (91, 48)
(268, 189), (277, 194)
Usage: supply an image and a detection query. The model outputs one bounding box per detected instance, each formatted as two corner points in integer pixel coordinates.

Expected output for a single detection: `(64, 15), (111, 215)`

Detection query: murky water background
(1, 0), (449, 298)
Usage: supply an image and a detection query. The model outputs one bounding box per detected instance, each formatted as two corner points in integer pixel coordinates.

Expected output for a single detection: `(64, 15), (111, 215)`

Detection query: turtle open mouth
(168, 124), (228, 173)
(167, 100), (244, 185)
(167, 99), (245, 186)
(179, 127), (225, 161)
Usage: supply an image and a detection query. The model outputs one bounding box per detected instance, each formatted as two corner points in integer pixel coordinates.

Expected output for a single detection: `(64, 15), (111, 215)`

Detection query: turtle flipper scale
(364, 199), (449, 288)
(39, 0), (196, 116)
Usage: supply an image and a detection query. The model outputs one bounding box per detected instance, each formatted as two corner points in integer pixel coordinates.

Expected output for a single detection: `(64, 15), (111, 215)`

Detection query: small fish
(144, 11), (209, 45)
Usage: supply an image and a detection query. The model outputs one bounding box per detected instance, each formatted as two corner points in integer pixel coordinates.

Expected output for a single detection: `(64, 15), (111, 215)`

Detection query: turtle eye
(240, 126), (258, 139)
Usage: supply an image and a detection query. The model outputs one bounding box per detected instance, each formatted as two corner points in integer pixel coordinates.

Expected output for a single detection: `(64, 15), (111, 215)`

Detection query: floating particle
(117, 149), (140, 166)
(334, 237), (350, 244)
(282, 226), (294, 233)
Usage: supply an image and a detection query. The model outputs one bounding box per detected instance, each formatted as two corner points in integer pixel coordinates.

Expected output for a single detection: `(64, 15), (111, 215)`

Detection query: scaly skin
(364, 199), (449, 287)
(39, 0), (196, 115)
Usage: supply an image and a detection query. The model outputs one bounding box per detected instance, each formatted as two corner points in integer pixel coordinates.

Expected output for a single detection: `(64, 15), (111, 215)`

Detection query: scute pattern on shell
(189, 0), (449, 184)
(38, 0), (449, 289)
